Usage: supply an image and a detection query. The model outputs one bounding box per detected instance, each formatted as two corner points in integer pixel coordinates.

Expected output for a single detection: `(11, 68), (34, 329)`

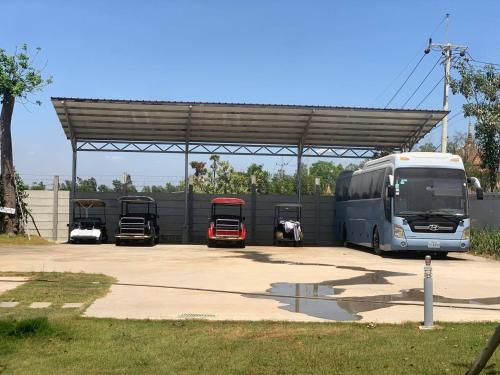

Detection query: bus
(333, 152), (483, 256)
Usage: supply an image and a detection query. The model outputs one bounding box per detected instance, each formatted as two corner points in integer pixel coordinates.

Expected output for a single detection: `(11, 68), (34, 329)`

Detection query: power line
(415, 76), (444, 108)
(466, 53), (500, 67)
(384, 54), (427, 109)
(401, 56), (442, 108)
(371, 53), (422, 105)
(371, 15), (446, 106)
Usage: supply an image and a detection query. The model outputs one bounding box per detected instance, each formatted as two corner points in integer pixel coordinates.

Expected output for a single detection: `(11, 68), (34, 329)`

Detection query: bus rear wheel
(372, 228), (382, 256)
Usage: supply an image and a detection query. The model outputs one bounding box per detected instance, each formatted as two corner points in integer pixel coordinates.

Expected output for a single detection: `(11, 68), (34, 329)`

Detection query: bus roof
(362, 152), (464, 171)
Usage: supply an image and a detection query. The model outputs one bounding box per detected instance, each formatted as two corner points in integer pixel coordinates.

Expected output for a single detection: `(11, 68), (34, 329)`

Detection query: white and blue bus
(334, 152), (483, 256)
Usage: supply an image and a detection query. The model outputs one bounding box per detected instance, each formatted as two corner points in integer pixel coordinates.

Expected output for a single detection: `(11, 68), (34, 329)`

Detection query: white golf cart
(69, 199), (108, 244)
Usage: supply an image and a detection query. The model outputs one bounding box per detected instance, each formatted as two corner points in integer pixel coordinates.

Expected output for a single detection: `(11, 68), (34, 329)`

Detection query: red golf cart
(207, 197), (246, 248)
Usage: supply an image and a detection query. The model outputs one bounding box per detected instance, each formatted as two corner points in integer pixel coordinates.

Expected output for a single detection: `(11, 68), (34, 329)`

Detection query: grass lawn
(0, 235), (52, 246)
(1, 272), (499, 374)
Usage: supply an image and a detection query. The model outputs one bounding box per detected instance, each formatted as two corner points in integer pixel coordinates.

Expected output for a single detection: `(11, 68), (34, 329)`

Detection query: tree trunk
(0, 94), (17, 235)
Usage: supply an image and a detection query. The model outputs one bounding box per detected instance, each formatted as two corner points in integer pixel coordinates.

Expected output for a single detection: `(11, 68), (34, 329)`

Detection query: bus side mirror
(476, 187), (484, 200)
(387, 186), (395, 198)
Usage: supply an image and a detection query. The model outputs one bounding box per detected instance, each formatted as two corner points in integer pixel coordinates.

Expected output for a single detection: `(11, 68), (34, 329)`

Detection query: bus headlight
(393, 224), (405, 239)
(461, 226), (470, 240)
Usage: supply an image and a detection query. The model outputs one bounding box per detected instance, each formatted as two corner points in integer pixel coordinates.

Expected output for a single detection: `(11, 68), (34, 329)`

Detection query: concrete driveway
(1, 244), (500, 323)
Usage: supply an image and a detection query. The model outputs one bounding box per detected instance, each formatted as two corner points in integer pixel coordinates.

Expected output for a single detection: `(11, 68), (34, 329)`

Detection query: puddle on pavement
(249, 281), (500, 321)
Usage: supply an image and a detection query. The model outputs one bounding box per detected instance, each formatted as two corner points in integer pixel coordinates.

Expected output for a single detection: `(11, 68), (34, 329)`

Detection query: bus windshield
(394, 168), (467, 216)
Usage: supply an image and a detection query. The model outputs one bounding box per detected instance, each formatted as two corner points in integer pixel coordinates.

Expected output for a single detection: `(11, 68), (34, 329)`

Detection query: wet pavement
(1, 244), (500, 322)
(250, 282), (500, 321)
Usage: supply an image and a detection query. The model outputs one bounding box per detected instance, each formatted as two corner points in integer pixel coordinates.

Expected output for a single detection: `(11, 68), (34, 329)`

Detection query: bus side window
(383, 168), (392, 221)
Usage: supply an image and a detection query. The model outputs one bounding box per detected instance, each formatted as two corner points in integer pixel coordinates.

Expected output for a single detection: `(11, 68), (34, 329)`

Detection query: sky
(2, 0), (499, 189)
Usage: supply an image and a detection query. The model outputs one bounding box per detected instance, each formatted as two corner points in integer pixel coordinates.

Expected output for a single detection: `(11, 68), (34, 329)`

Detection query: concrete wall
(72, 191), (333, 246)
(26, 190), (69, 241)
(25, 190), (499, 244)
(469, 193), (500, 229)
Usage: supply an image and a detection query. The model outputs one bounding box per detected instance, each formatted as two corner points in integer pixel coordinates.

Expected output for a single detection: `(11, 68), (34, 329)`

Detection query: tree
(59, 180), (71, 191)
(418, 142), (437, 152)
(77, 177), (97, 192)
(190, 161), (207, 193)
(208, 155), (220, 193)
(214, 160), (233, 194)
(270, 169), (296, 195)
(111, 174), (137, 193)
(98, 184), (110, 192)
(30, 181), (46, 190)
(451, 62), (500, 191)
(164, 182), (179, 193)
(0, 44), (52, 234)
(0, 173), (29, 233)
(447, 132), (467, 155)
(309, 160), (344, 194)
(247, 163), (270, 194)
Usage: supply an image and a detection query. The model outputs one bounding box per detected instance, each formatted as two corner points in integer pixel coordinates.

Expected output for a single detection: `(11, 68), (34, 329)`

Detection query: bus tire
(433, 251), (448, 259)
(372, 228), (382, 256)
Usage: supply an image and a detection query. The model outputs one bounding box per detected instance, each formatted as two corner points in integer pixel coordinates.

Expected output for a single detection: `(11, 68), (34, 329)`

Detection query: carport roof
(52, 97), (447, 152)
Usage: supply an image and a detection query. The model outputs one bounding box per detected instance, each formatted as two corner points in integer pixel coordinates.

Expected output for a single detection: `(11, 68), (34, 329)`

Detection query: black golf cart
(69, 199), (108, 243)
(273, 203), (304, 246)
(115, 196), (160, 246)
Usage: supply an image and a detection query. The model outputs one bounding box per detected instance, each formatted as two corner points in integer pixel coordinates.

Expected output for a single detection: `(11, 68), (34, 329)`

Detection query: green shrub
(0, 317), (53, 337)
(470, 229), (500, 258)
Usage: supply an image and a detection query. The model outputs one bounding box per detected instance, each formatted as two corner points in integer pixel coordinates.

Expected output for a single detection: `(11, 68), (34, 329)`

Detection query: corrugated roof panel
(52, 97), (447, 150)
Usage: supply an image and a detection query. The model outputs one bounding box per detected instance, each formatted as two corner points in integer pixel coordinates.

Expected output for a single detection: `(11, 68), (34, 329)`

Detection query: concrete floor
(1, 244), (500, 323)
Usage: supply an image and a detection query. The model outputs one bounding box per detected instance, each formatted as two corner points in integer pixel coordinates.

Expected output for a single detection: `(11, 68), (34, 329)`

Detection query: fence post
(188, 180), (193, 243)
(314, 177), (320, 245)
(52, 175), (59, 241)
(251, 175), (257, 245)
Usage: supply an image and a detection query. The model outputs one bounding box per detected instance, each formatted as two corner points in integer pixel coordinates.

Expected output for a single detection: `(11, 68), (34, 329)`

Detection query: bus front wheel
(372, 228), (382, 256)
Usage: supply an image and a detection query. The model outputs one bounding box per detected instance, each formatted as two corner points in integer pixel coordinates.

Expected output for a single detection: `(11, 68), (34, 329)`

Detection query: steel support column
(62, 100), (77, 243)
(182, 106), (193, 244)
(296, 141), (303, 204)
(69, 148), (77, 242)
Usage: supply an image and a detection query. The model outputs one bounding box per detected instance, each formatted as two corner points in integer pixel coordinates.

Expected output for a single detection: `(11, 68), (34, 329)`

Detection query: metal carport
(51, 97), (447, 242)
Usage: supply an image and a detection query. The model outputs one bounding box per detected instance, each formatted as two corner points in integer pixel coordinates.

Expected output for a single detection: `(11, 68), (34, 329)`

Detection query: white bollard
(420, 255), (435, 330)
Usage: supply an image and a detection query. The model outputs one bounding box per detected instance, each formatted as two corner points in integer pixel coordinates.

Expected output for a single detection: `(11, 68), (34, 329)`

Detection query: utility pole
(424, 14), (467, 153)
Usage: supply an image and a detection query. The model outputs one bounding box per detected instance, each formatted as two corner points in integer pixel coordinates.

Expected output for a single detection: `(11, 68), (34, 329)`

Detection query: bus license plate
(427, 241), (440, 249)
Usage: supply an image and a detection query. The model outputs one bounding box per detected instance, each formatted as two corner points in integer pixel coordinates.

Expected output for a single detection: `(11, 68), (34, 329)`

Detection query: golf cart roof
(118, 196), (156, 203)
(275, 203), (302, 208)
(74, 199), (106, 208)
(211, 197), (245, 205)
